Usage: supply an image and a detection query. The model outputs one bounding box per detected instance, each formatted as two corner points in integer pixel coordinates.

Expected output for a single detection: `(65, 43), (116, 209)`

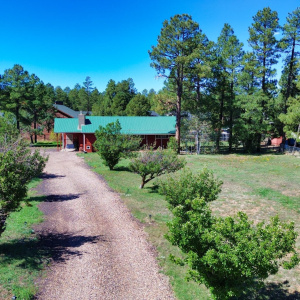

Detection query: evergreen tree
(126, 94), (150, 116)
(279, 73), (300, 138)
(248, 7), (281, 94)
(149, 14), (201, 152)
(24, 77), (51, 143)
(185, 31), (212, 114)
(246, 7), (281, 151)
(68, 83), (81, 110)
(82, 76), (95, 113)
(281, 7), (300, 102)
(278, 8), (300, 140)
(55, 86), (68, 105)
(213, 24), (244, 151)
(0, 65), (32, 130)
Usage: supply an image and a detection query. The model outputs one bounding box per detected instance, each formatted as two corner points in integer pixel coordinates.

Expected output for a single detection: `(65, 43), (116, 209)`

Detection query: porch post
(62, 133), (64, 149)
(83, 133), (85, 151)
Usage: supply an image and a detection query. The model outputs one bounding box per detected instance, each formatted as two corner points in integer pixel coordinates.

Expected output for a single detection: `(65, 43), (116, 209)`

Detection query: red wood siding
(85, 134), (96, 152)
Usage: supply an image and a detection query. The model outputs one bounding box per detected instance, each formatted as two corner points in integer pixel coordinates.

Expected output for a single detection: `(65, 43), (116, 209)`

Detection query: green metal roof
(54, 116), (176, 135)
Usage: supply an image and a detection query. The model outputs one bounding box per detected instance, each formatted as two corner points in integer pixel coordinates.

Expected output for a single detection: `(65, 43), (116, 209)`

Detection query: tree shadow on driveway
(44, 194), (82, 202)
(28, 193), (82, 203)
(0, 231), (106, 271)
(40, 173), (66, 180)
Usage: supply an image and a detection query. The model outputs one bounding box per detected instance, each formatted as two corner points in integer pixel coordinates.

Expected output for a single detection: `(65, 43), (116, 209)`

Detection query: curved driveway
(36, 150), (174, 300)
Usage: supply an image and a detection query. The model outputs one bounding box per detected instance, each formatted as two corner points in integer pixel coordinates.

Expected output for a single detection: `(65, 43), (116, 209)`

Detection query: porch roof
(54, 116), (176, 135)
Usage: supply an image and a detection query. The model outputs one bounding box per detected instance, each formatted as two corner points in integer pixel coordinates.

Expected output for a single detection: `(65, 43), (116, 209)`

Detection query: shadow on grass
(145, 185), (160, 194)
(0, 231), (105, 271)
(28, 193), (81, 203)
(237, 281), (300, 300)
(40, 173), (66, 180)
(113, 166), (131, 172)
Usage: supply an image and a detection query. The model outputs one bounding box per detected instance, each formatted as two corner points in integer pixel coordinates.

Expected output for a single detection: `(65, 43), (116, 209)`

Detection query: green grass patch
(0, 178), (48, 300)
(79, 152), (300, 299)
(31, 141), (57, 147)
(255, 188), (300, 212)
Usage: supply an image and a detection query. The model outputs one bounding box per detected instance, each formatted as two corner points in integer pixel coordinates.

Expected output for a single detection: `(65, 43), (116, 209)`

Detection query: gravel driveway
(35, 150), (174, 300)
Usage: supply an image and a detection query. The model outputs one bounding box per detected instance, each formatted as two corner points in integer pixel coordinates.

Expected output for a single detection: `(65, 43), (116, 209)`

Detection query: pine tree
(126, 94), (150, 116)
(0, 65), (32, 130)
(246, 7), (281, 151)
(149, 14), (201, 152)
(214, 24), (244, 151)
(281, 7), (300, 102)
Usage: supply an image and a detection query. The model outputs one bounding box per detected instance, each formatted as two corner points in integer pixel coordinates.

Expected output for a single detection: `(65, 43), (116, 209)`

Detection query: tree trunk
(16, 104), (20, 131)
(140, 176), (146, 189)
(175, 81), (182, 154)
(216, 88), (225, 152)
(286, 36), (296, 103)
(34, 111), (37, 143)
(0, 210), (8, 236)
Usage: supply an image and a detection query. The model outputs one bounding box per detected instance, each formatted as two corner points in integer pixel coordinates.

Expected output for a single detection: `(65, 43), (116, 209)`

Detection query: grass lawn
(31, 141), (57, 147)
(80, 152), (300, 299)
(0, 179), (48, 300)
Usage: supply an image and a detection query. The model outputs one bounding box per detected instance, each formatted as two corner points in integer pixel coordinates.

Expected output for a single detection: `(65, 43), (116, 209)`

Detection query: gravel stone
(35, 150), (175, 300)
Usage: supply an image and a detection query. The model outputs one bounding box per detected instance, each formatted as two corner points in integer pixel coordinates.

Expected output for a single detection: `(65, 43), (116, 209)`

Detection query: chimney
(78, 111), (85, 130)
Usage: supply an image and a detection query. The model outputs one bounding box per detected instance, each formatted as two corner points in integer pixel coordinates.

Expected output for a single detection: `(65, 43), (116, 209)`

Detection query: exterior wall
(142, 135), (171, 149)
(55, 110), (73, 119)
(85, 134), (96, 152)
(60, 133), (175, 152)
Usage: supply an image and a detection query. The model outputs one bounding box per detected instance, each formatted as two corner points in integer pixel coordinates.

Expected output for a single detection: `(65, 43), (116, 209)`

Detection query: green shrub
(167, 136), (178, 153)
(158, 168), (222, 209)
(159, 169), (299, 300)
(129, 148), (186, 188)
(0, 115), (46, 235)
(94, 120), (141, 170)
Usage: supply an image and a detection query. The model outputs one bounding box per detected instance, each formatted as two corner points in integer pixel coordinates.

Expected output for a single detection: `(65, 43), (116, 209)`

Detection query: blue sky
(0, 0), (299, 93)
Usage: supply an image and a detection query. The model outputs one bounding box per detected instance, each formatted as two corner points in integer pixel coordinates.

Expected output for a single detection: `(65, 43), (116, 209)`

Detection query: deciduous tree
(0, 115), (46, 235)
(129, 148), (185, 188)
(94, 120), (140, 170)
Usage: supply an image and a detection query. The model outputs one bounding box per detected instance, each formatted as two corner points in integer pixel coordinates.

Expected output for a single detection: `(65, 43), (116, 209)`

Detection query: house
(53, 103), (91, 118)
(54, 113), (176, 152)
(29, 103), (91, 141)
